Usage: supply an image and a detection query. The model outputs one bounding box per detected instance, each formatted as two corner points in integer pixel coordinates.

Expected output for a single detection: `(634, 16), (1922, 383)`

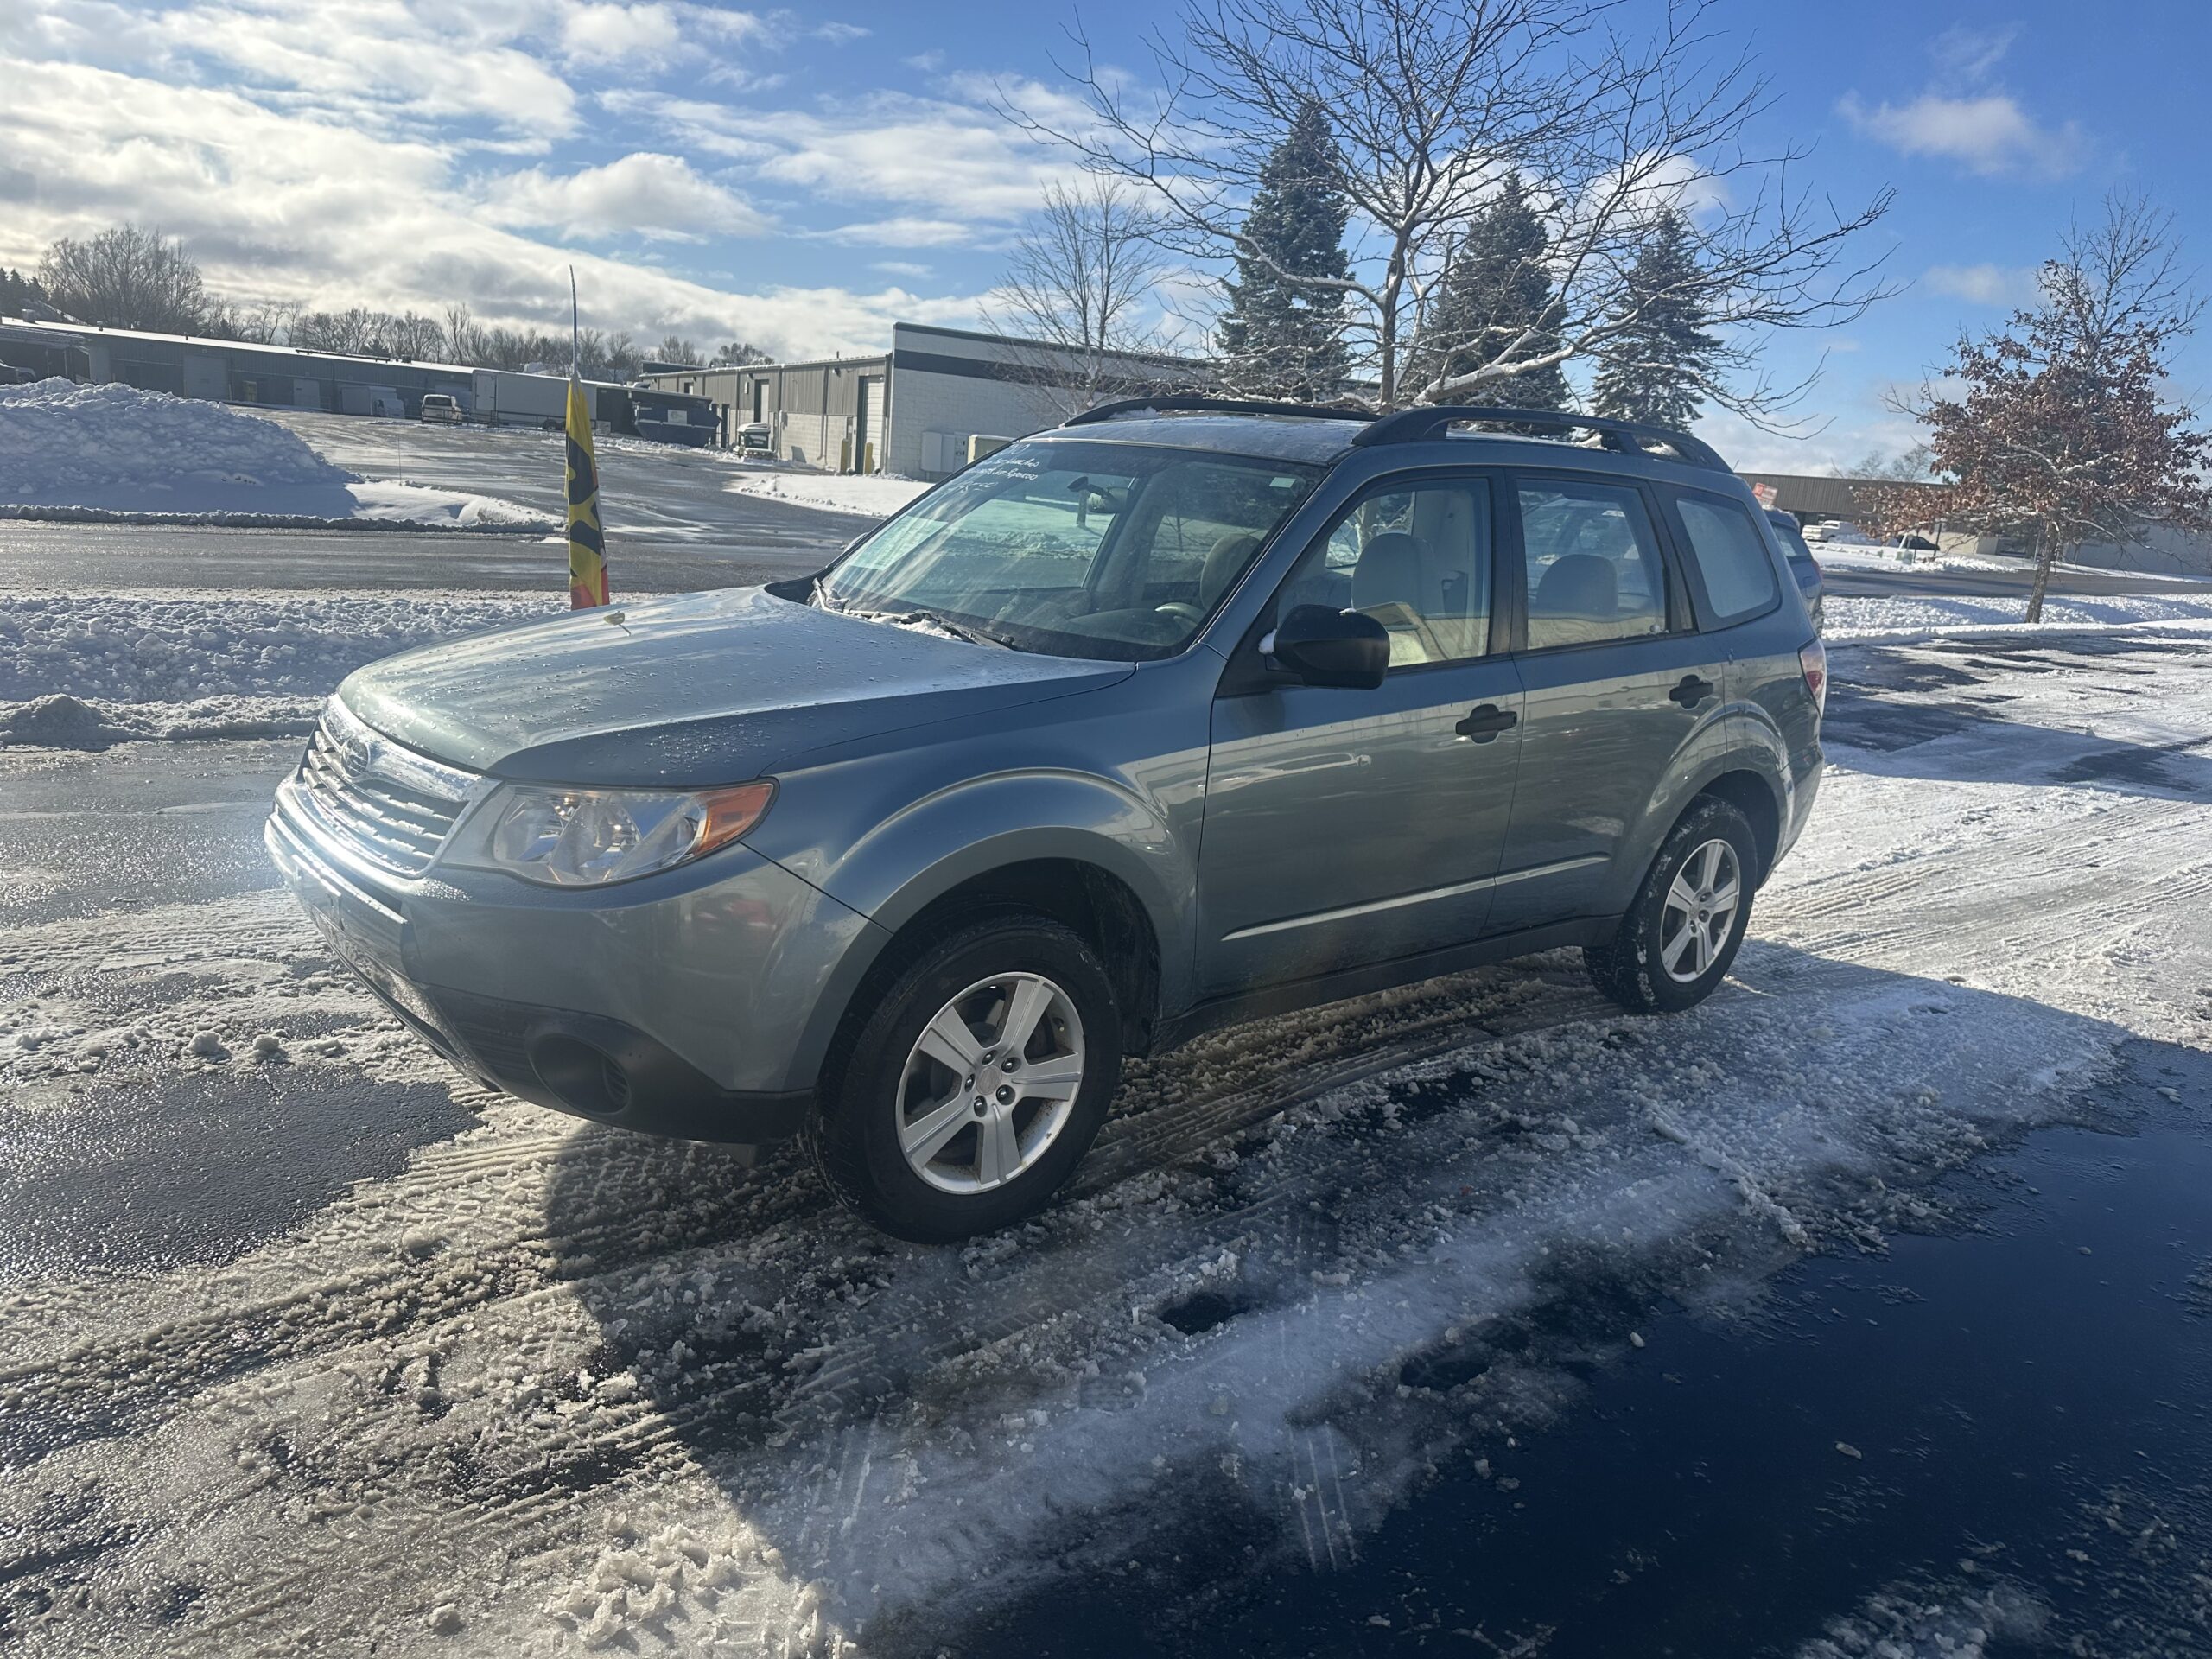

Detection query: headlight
(446, 780), (774, 887)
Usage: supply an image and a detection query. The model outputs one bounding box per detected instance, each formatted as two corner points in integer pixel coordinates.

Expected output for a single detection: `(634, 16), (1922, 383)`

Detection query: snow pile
(0, 378), (552, 529)
(0, 591), (556, 742)
(0, 376), (351, 499)
(1826, 589), (2212, 640)
(0, 691), (319, 749)
(721, 468), (930, 518)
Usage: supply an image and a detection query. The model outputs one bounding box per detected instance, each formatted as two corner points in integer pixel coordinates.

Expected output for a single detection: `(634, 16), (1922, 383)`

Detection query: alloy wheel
(895, 972), (1086, 1193)
(1659, 838), (1741, 984)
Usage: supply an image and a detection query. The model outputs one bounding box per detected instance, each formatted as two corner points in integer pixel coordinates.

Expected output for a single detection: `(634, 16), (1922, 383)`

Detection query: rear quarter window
(1670, 493), (1781, 626)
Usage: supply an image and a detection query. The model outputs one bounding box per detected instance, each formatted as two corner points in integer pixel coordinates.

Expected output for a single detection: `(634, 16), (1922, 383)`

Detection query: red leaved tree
(1908, 196), (2212, 621)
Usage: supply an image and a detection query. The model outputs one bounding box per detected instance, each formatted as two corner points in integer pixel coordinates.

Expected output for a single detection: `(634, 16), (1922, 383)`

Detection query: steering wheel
(1154, 601), (1206, 623)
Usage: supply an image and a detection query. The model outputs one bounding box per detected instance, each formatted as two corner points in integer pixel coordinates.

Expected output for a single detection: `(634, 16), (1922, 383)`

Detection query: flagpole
(563, 267), (609, 608)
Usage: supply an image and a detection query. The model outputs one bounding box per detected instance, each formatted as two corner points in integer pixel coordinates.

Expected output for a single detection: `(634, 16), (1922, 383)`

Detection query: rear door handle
(1669, 675), (1716, 709)
(1454, 704), (1519, 742)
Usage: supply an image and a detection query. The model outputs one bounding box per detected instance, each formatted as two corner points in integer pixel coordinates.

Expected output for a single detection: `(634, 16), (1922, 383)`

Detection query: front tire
(1586, 797), (1757, 1014)
(807, 913), (1122, 1242)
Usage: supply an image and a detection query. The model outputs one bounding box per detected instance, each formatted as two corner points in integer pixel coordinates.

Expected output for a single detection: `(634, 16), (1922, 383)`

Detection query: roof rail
(1063, 394), (1377, 428)
(1351, 405), (1730, 473)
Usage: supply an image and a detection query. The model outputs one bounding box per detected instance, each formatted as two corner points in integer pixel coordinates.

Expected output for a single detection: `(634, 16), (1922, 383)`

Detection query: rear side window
(1674, 494), (1781, 626)
(1516, 480), (1668, 650)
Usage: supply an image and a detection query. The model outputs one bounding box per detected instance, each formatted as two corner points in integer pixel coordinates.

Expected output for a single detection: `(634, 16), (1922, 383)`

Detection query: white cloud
(750, 93), (1071, 219)
(871, 259), (933, 279)
(480, 152), (770, 240)
(1923, 263), (2043, 307)
(150, 1), (582, 139)
(683, 5), (776, 41)
(1928, 22), (2019, 86)
(813, 22), (868, 44)
(561, 3), (683, 62)
(1839, 91), (2087, 179)
(813, 216), (980, 248)
(604, 86), (1081, 221)
(0, 54), (979, 360)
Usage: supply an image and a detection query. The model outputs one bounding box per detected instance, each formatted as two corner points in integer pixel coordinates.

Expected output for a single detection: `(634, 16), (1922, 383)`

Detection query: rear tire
(1586, 797), (1757, 1014)
(806, 912), (1122, 1242)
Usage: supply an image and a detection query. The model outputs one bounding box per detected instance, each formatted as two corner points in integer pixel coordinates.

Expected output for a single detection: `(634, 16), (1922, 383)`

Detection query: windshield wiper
(849, 607), (1019, 651)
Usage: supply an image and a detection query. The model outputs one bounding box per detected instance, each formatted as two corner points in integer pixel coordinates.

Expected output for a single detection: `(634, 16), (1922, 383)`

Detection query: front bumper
(266, 772), (874, 1143)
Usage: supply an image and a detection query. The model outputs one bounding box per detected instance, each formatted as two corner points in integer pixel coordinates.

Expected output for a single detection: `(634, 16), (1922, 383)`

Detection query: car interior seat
(1529, 551), (1620, 647)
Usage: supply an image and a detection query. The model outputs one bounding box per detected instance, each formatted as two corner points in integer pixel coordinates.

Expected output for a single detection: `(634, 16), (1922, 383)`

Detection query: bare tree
(289, 307), (397, 355)
(992, 178), (1170, 404)
(1004, 0), (1894, 412)
(442, 302), (488, 364)
(603, 332), (643, 380)
(653, 334), (703, 366)
(38, 225), (216, 334)
(384, 311), (447, 361)
(1897, 194), (2212, 620)
(227, 297), (304, 346)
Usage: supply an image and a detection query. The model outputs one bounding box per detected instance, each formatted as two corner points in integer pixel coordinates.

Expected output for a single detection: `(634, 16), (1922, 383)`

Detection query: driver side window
(1279, 478), (1495, 668)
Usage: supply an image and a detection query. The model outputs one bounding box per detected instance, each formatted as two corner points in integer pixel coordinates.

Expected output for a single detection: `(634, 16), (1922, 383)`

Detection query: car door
(1198, 471), (1526, 996)
(1487, 470), (1722, 934)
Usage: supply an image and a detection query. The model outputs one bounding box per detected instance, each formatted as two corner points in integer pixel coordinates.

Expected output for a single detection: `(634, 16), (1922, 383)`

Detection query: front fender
(781, 770), (1198, 1091)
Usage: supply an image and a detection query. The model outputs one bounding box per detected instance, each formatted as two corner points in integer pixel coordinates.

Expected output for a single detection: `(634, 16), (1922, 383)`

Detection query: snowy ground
(718, 469), (931, 518)
(1825, 588), (2212, 639)
(0, 590), (557, 748)
(1813, 539), (2207, 585)
(0, 381), (552, 531)
(1, 603), (2209, 1654)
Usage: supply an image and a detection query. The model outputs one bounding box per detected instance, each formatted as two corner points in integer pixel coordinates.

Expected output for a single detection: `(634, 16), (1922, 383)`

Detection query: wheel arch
(1694, 767), (1783, 885)
(1609, 741), (1790, 914)
(791, 808), (1190, 1096)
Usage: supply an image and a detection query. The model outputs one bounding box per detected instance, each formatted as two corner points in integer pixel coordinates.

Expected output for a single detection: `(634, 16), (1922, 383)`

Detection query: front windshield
(819, 440), (1324, 660)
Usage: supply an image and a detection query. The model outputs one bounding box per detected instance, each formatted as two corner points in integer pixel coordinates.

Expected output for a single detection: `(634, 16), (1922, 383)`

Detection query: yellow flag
(565, 376), (609, 608)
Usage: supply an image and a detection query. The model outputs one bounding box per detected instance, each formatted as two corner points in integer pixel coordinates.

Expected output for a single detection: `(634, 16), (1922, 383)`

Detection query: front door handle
(1454, 704), (1519, 742)
(1669, 674), (1716, 709)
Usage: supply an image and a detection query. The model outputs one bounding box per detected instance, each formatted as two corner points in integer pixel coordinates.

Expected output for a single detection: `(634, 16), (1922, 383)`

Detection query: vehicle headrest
(1351, 531), (1424, 612)
(1200, 532), (1262, 605)
(1532, 552), (1618, 618)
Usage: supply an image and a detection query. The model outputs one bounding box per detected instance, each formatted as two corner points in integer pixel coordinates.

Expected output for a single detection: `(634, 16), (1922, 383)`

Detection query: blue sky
(4, 0), (2209, 470)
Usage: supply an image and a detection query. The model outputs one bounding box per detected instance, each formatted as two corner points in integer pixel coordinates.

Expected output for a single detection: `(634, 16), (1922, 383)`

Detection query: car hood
(338, 586), (1134, 786)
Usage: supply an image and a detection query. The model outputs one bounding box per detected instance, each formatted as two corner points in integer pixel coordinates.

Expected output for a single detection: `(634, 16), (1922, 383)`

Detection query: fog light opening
(530, 1034), (631, 1119)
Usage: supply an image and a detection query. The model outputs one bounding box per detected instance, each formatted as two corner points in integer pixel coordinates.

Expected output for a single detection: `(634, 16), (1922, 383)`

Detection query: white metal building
(645, 321), (1200, 480)
(0, 317), (629, 426)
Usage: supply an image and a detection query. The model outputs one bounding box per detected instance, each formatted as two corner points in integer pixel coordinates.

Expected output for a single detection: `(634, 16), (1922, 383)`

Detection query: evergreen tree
(1590, 209), (1721, 430)
(1217, 99), (1351, 400)
(1413, 175), (1569, 410)
(0, 267), (49, 318)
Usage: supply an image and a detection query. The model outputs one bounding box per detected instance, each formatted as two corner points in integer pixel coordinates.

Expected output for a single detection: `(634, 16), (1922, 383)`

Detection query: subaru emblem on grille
(338, 726), (379, 779)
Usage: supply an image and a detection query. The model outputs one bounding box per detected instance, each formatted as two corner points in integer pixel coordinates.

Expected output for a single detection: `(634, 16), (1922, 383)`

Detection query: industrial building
(1739, 469), (2212, 575)
(644, 321), (1198, 480)
(0, 317), (632, 426)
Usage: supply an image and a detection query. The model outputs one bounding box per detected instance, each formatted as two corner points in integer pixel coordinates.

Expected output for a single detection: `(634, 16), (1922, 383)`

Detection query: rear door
(1198, 470), (1524, 995)
(1487, 470), (1723, 933)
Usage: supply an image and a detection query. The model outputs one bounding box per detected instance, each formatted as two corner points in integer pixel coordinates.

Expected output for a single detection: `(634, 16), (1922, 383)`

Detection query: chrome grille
(293, 703), (475, 877)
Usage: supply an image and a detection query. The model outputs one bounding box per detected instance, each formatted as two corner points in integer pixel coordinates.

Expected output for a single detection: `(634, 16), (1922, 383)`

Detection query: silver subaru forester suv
(269, 400), (1826, 1240)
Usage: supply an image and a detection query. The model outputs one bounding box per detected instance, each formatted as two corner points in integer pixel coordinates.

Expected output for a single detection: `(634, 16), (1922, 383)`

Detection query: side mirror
(1268, 603), (1389, 690)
